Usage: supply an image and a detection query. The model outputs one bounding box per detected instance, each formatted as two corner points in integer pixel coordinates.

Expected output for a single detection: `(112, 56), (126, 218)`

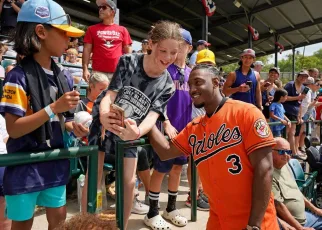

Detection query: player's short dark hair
(191, 64), (220, 79)
(272, 88), (288, 102)
(14, 22), (52, 56)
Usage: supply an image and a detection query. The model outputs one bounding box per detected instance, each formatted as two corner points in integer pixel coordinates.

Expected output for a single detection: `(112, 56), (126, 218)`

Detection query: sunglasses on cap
(98, 5), (112, 11)
(44, 14), (71, 27)
(273, 149), (292, 155)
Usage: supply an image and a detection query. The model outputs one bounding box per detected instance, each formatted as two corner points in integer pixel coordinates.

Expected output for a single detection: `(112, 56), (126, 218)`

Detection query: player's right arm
(148, 125), (184, 161)
(222, 71), (239, 96)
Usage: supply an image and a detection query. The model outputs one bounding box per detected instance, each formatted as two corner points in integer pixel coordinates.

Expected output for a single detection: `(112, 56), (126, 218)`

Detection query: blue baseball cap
(17, 0), (84, 37)
(180, 28), (192, 45)
(197, 40), (211, 46)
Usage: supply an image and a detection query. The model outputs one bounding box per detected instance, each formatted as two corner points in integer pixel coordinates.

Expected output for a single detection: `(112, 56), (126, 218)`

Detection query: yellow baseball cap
(196, 49), (216, 65)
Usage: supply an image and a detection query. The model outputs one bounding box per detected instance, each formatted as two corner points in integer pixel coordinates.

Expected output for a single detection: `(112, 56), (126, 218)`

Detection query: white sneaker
(131, 195), (149, 215)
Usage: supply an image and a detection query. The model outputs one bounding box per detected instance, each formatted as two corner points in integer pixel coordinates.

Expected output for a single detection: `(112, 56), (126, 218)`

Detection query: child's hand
(238, 83), (250, 93)
(281, 119), (288, 126)
(112, 118), (140, 141)
(72, 122), (89, 137)
(163, 121), (178, 139)
(100, 110), (122, 133)
(51, 91), (80, 114)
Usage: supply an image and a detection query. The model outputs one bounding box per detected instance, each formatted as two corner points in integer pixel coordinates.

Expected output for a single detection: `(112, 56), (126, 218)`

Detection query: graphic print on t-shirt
(97, 30), (120, 49)
(114, 86), (151, 120)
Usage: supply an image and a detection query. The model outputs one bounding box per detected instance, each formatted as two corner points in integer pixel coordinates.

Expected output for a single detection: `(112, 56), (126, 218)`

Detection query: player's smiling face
(188, 68), (219, 108)
(150, 39), (180, 72)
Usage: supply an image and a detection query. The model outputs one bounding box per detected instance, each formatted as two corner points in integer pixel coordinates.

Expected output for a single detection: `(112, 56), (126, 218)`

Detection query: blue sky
(132, 40), (322, 64)
(270, 42), (322, 63)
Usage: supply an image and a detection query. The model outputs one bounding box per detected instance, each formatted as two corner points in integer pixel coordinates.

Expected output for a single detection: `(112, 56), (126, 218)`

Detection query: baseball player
(146, 65), (279, 230)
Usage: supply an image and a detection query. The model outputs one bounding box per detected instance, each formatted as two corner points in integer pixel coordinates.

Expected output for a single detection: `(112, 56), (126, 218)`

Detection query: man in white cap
(82, 0), (132, 82)
(223, 49), (262, 109)
(254, 60), (264, 73)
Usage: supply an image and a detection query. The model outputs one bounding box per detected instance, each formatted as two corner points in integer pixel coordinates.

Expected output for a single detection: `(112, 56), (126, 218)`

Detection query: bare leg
(287, 124), (297, 155)
(123, 157), (138, 230)
(137, 169), (151, 196)
(10, 219), (34, 230)
(46, 206), (66, 230)
(0, 197), (11, 230)
(168, 165), (182, 192)
(81, 151), (105, 213)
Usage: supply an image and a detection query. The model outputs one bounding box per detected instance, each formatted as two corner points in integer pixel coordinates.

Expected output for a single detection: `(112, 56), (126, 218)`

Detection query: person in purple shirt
(144, 29), (192, 229)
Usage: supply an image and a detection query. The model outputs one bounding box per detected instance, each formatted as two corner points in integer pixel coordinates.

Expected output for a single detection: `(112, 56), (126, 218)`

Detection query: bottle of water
(96, 187), (103, 214)
(77, 174), (85, 212)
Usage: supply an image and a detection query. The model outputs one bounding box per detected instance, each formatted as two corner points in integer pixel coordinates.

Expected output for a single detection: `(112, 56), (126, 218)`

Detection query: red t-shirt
(316, 96), (322, 120)
(84, 23), (132, 73)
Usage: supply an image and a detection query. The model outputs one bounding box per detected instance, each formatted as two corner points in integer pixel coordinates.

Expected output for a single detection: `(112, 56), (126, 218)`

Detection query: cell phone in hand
(263, 82), (271, 88)
(302, 86), (310, 95)
(110, 104), (125, 127)
(246, 81), (252, 88)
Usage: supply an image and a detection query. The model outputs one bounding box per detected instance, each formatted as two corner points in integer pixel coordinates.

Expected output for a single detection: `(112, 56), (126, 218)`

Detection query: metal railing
(114, 138), (198, 230)
(0, 145), (99, 213)
(2, 55), (92, 71)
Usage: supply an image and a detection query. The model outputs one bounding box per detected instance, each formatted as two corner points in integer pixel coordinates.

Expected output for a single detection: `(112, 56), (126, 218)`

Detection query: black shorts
(262, 105), (270, 119)
(137, 146), (153, 171)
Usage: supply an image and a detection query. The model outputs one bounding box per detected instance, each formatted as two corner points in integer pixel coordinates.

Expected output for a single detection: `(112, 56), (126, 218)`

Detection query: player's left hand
(72, 122), (89, 137)
(112, 118), (140, 141)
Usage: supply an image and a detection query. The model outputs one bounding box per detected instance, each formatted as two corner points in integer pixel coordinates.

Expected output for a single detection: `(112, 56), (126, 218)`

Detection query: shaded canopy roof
(57, 0), (322, 66)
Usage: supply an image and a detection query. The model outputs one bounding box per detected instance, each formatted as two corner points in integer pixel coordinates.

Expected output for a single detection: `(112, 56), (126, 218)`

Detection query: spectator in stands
(223, 49), (262, 109)
(261, 67), (280, 120)
(88, 21), (182, 229)
(282, 70), (308, 159)
(77, 72), (116, 211)
(0, 0), (22, 38)
(312, 79), (322, 142)
(144, 28), (194, 230)
(185, 48), (216, 211)
(272, 137), (322, 229)
(309, 68), (319, 81)
(0, 43), (8, 79)
(82, 0), (132, 82)
(269, 89), (291, 137)
(188, 40), (210, 68)
(137, 39), (149, 54)
(0, 1), (86, 229)
(298, 77), (322, 151)
(64, 48), (83, 83)
(254, 60), (264, 73)
(0, 115), (10, 230)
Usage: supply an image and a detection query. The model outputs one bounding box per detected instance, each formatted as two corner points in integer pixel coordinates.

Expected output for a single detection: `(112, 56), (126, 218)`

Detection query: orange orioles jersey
(172, 99), (278, 230)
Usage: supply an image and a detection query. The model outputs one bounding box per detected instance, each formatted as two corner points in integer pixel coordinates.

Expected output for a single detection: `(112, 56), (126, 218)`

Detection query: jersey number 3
(226, 154), (242, 175)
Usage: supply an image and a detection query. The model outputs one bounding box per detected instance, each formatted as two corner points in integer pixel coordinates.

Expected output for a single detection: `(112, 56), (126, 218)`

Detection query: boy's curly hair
(56, 211), (117, 230)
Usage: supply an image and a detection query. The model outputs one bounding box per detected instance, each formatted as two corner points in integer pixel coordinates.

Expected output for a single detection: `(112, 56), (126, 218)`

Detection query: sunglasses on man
(273, 149), (292, 155)
(98, 5), (112, 11)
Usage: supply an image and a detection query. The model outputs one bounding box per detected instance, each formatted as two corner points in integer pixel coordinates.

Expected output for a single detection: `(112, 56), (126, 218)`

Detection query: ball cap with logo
(240, 48), (256, 58)
(196, 49), (216, 65)
(17, 0), (85, 37)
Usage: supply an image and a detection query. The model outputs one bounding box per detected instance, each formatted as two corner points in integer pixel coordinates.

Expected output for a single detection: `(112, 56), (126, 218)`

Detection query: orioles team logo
(254, 118), (270, 138)
(188, 123), (242, 166)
